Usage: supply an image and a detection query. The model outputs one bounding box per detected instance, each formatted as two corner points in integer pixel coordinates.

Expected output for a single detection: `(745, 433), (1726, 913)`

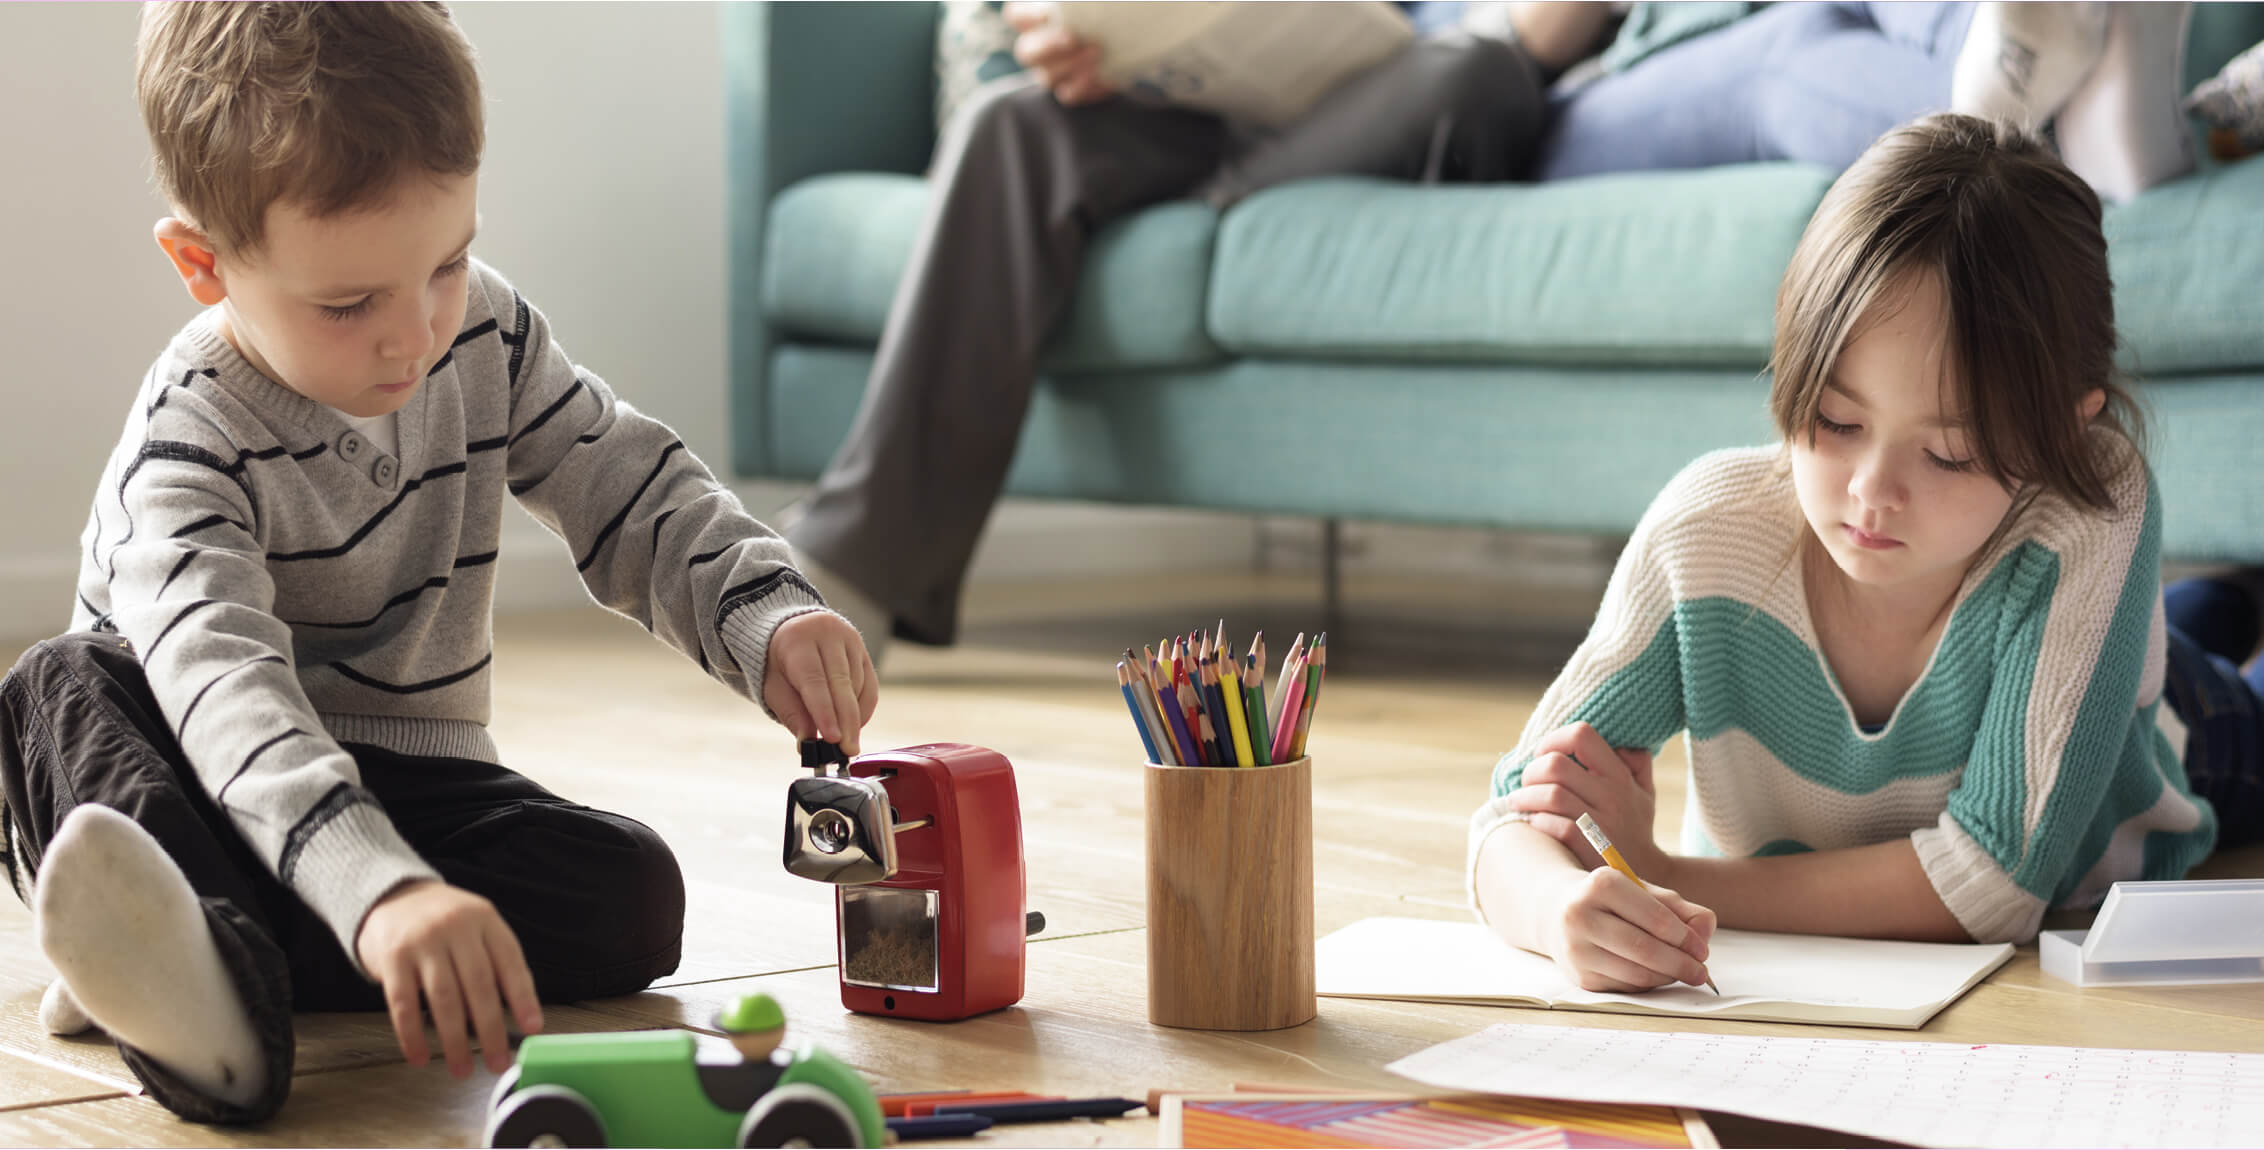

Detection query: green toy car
(483, 995), (883, 1148)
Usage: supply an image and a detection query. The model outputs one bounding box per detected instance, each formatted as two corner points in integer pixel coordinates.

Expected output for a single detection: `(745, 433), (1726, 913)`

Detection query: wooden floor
(0, 571), (2256, 1147)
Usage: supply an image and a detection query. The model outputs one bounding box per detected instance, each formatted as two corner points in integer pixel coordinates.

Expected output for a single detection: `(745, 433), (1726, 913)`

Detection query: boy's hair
(137, 2), (483, 257)
(1770, 113), (2142, 515)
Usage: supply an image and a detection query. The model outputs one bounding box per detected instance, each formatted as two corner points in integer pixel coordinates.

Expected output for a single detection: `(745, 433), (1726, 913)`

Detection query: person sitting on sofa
(784, 1), (1552, 659)
(1536, 0), (2197, 200)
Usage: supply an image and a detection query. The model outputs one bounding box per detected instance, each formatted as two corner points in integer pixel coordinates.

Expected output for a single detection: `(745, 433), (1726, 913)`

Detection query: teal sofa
(729, 3), (2264, 562)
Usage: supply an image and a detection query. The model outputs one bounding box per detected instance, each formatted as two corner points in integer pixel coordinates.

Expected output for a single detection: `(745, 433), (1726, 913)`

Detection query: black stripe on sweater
(156, 551), (198, 597)
(649, 508), (678, 562)
(505, 295), (530, 390)
(216, 727), (306, 807)
(124, 441), (258, 510)
(454, 550), (499, 569)
(145, 597), (221, 657)
(284, 575), (450, 630)
(169, 514), (249, 540)
(576, 442), (686, 573)
(716, 568), (821, 631)
(267, 461), (468, 562)
(327, 652), (492, 694)
(508, 379), (586, 448)
(178, 654), (287, 733)
(467, 436), (509, 454)
(277, 781), (378, 886)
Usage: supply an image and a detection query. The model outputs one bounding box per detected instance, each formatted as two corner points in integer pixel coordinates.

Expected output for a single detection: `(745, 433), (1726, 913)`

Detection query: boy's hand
(1508, 722), (1665, 877)
(762, 611), (879, 756)
(356, 879), (543, 1078)
(1548, 866), (1716, 993)
(1004, 1), (1113, 105)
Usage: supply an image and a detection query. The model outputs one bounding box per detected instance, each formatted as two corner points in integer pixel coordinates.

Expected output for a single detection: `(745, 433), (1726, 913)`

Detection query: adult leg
(787, 78), (1228, 646)
(1201, 33), (1546, 206)
(0, 633), (292, 1124)
(1536, 2), (1976, 180)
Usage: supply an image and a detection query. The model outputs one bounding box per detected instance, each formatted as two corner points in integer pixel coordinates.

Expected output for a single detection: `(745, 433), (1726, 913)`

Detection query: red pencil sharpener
(782, 742), (1040, 1021)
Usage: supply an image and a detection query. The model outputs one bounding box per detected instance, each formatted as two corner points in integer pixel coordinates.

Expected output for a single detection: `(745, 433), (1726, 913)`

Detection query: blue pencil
(887, 1113), (996, 1140)
(1117, 662), (1163, 764)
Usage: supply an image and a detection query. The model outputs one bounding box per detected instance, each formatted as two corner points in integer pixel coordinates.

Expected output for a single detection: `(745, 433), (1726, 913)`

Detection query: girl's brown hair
(1769, 113), (2141, 515)
(137, 2), (483, 258)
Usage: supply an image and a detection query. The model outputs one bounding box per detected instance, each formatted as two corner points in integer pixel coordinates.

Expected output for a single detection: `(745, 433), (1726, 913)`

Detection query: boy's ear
(2078, 387), (2107, 424)
(154, 218), (227, 306)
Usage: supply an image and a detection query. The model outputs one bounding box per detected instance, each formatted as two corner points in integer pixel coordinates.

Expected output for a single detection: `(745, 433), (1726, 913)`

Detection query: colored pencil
(1117, 661), (1164, 765)
(1174, 652), (1210, 765)
(1289, 632), (1326, 760)
(1270, 645), (1308, 764)
(1218, 638), (1254, 767)
(1246, 633), (1270, 766)
(1269, 633), (1306, 735)
(886, 1113), (996, 1139)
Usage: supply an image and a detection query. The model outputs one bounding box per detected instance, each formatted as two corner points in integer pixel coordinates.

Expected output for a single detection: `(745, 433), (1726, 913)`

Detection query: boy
(0, 2), (876, 1124)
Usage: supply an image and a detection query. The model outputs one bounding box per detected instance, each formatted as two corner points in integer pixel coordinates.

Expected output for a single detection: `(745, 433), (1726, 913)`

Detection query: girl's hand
(1507, 722), (1665, 877)
(1548, 866), (1716, 992)
(762, 611), (879, 756)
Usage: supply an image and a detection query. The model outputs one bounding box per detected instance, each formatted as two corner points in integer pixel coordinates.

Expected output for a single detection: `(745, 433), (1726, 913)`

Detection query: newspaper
(1048, 1), (1414, 127)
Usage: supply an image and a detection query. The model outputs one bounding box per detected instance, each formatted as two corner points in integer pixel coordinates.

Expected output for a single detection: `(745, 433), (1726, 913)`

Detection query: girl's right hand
(1548, 866), (1716, 993)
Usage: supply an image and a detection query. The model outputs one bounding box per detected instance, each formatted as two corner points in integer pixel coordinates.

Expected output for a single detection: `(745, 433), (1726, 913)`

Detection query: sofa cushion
(2106, 154), (2264, 376)
(762, 172), (1223, 371)
(1207, 165), (1834, 368)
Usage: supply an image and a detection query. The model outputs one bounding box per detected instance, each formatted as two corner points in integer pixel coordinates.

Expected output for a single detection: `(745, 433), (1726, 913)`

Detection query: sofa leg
(1322, 518), (1343, 647)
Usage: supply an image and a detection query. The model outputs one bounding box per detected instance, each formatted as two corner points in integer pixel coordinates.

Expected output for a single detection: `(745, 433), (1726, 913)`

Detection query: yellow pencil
(1576, 812), (1719, 994)
(1216, 640), (1255, 767)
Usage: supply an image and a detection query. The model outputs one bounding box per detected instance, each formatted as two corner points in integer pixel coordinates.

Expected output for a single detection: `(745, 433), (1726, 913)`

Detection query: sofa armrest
(726, 1), (941, 476)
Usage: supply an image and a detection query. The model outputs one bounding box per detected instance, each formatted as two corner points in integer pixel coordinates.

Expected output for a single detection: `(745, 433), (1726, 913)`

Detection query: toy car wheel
(485, 1083), (608, 1148)
(487, 1064), (522, 1115)
(738, 1083), (861, 1148)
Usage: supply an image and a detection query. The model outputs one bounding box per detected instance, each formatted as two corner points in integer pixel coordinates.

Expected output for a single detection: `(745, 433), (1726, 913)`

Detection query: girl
(1469, 113), (2261, 994)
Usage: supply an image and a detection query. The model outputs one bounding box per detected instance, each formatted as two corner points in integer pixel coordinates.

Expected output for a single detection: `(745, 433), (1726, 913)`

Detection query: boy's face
(162, 173), (478, 419)
(1789, 269), (2017, 601)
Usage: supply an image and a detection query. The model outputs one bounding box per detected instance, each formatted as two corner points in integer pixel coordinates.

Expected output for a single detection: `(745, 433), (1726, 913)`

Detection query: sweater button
(372, 455), (399, 489)
(337, 431), (366, 462)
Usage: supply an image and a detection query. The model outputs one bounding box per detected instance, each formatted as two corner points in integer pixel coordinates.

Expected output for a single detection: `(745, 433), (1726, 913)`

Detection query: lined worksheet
(1388, 1024), (2264, 1148)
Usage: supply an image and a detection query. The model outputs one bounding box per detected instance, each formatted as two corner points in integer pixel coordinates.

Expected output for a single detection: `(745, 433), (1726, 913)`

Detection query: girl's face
(1790, 270), (2017, 599)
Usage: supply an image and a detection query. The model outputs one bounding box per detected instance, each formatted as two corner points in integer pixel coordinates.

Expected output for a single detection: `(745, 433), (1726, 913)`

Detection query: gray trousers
(788, 36), (1544, 645)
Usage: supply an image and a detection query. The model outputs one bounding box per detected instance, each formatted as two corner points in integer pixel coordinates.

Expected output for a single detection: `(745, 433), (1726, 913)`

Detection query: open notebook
(1317, 917), (2013, 1029)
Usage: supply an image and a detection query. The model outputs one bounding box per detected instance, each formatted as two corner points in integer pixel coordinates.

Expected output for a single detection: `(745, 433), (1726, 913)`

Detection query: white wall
(0, 2), (736, 638)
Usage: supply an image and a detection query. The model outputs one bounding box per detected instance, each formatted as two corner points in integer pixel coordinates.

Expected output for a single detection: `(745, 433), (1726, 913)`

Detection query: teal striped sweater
(1469, 446), (2218, 943)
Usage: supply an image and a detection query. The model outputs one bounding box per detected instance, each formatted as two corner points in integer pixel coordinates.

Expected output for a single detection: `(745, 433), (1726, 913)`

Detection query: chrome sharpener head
(782, 741), (898, 884)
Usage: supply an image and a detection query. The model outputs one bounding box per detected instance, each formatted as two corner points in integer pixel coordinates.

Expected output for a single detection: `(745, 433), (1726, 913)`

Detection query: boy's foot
(794, 552), (893, 667)
(1952, 2), (2110, 129)
(34, 805), (265, 1106)
(39, 979), (91, 1036)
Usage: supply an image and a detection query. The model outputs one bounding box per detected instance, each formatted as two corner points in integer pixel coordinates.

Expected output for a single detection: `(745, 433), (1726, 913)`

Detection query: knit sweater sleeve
(485, 271), (830, 708)
(1911, 461), (2166, 944)
(98, 401), (441, 967)
(1465, 455), (1700, 905)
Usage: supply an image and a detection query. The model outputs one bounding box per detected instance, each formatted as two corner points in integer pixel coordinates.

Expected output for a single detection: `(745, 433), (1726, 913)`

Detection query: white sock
(2054, 2), (2196, 202)
(1952, 2), (2111, 129)
(39, 979), (91, 1036)
(34, 805), (266, 1107)
(794, 551), (892, 665)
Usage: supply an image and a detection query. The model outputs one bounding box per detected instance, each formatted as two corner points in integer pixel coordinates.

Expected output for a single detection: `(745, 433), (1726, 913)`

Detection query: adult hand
(356, 879), (543, 1078)
(1547, 866), (1716, 992)
(1507, 722), (1665, 877)
(762, 611), (879, 756)
(1004, 2), (1113, 105)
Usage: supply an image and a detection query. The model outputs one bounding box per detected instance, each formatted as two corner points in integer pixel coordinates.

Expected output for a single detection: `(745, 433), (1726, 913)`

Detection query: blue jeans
(2163, 578), (2264, 849)
(1537, 1), (1976, 180)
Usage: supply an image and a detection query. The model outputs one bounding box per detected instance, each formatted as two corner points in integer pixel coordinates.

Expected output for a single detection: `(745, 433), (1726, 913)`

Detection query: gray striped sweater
(73, 260), (830, 965)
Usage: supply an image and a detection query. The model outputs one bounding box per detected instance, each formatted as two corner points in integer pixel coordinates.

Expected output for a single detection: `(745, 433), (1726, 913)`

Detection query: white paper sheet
(1050, 1), (1412, 127)
(1388, 1024), (2264, 1149)
(1318, 917), (2013, 1028)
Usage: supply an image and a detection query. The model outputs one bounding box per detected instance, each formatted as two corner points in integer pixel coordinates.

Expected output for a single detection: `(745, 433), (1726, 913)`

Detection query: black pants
(0, 632), (686, 1124)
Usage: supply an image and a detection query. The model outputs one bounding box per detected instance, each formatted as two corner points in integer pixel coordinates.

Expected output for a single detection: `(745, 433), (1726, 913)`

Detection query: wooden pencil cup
(1143, 756), (1316, 1031)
